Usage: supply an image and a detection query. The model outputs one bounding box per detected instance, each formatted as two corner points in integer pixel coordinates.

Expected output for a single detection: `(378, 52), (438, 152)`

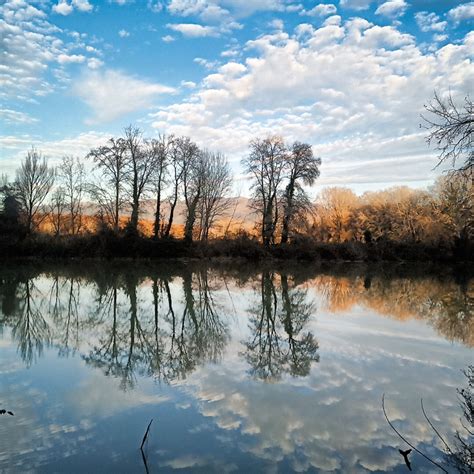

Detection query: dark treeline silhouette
(0, 119), (472, 261)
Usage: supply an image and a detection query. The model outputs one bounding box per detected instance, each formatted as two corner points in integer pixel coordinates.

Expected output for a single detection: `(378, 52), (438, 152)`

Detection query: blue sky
(1, 0), (473, 194)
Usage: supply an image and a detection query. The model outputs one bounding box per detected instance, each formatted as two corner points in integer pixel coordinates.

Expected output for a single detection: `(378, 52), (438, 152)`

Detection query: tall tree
(197, 151), (232, 241)
(123, 126), (154, 233)
(15, 148), (55, 233)
(58, 156), (85, 235)
(88, 138), (127, 232)
(180, 138), (203, 244)
(146, 134), (173, 239)
(281, 142), (321, 244)
(243, 136), (287, 246)
(422, 92), (473, 175)
(162, 138), (184, 238)
(48, 187), (67, 237)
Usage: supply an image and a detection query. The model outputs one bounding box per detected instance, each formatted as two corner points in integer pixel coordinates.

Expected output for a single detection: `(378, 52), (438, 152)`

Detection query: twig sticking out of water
(140, 419), (153, 451)
(420, 398), (453, 456)
(382, 394), (448, 473)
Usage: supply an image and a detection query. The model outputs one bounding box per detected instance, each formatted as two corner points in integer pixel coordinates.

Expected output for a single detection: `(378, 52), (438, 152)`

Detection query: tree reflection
(0, 276), (50, 366)
(311, 270), (473, 347)
(0, 263), (472, 387)
(243, 271), (319, 381)
(82, 267), (229, 388)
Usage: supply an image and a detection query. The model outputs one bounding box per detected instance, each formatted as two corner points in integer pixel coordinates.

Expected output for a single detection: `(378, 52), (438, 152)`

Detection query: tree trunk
(184, 194), (200, 244)
(153, 185), (162, 239)
(163, 187), (178, 238)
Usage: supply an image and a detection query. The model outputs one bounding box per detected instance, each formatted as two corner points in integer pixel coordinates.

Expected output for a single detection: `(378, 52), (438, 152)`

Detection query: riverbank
(0, 231), (472, 263)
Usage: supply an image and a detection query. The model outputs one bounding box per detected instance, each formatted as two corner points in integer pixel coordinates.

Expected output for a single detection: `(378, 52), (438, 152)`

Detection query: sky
(0, 0), (473, 195)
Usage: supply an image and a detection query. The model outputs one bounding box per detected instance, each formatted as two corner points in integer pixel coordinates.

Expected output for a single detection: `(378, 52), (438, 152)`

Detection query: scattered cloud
(162, 34), (176, 42)
(448, 2), (474, 23)
(53, 0), (73, 15)
(0, 109), (38, 125)
(73, 69), (176, 123)
(339, 0), (372, 11)
(52, 0), (93, 15)
(0, 0), (102, 101)
(167, 23), (219, 37)
(57, 53), (87, 64)
(118, 29), (130, 37)
(415, 11), (447, 33)
(149, 22), (472, 185)
(375, 0), (408, 19)
(302, 3), (337, 17)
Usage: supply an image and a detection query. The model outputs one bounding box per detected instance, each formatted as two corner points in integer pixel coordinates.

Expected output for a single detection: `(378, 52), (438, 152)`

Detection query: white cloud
(375, 0), (408, 18)
(415, 11), (447, 33)
(52, 0), (74, 15)
(339, 0), (371, 10)
(73, 69), (176, 124)
(167, 23), (219, 37)
(52, 0), (93, 15)
(118, 29), (130, 37)
(0, 108), (38, 125)
(149, 23), (472, 186)
(433, 33), (448, 43)
(302, 3), (337, 17)
(87, 57), (104, 69)
(57, 53), (86, 64)
(73, 0), (93, 12)
(448, 2), (474, 22)
(0, 0), (101, 101)
(419, 12), (448, 33)
(162, 34), (176, 42)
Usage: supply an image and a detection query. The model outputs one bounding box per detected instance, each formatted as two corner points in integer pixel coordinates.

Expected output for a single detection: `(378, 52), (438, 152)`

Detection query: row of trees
(0, 127), (235, 242)
(311, 173), (473, 245)
(0, 130), (322, 245)
(0, 87), (471, 248)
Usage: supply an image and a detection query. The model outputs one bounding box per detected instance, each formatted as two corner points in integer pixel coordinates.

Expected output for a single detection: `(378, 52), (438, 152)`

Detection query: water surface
(0, 262), (472, 473)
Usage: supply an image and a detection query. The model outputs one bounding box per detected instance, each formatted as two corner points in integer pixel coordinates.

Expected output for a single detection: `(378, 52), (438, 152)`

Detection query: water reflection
(0, 263), (472, 377)
(243, 271), (319, 380)
(0, 262), (472, 472)
(312, 269), (474, 347)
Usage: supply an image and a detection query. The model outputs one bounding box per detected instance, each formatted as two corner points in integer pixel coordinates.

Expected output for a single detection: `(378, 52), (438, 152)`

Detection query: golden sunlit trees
(433, 172), (474, 243)
(314, 187), (358, 242)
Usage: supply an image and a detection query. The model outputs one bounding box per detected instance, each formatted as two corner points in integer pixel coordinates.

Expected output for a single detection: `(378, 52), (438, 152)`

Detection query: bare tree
(162, 138), (185, 238)
(242, 136), (287, 246)
(281, 142), (321, 244)
(88, 138), (127, 232)
(422, 92), (473, 175)
(58, 156), (85, 235)
(48, 187), (67, 237)
(146, 134), (173, 239)
(180, 138), (203, 244)
(123, 126), (155, 233)
(15, 148), (55, 233)
(197, 151), (233, 241)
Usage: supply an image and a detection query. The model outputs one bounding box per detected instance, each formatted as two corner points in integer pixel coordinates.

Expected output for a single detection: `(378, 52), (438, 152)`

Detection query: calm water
(0, 261), (472, 473)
